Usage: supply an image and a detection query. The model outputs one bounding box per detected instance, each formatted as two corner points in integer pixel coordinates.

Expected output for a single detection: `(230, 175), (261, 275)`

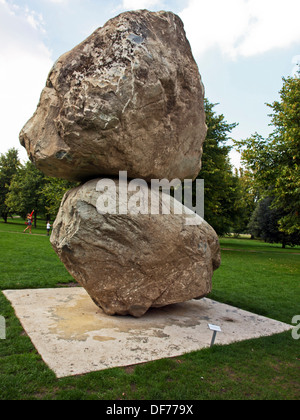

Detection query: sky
(1, 0), (300, 169)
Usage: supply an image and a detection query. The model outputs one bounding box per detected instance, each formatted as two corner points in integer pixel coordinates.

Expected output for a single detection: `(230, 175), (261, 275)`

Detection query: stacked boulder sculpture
(20, 10), (221, 317)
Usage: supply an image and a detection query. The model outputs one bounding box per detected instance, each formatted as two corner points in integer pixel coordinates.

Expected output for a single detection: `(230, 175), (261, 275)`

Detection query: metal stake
(210, 330), (217, 347)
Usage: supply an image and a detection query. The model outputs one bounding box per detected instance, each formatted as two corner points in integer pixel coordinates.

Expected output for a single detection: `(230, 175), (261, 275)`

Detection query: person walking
(46, 221), (51, 236)
(24, 210), (34, 234)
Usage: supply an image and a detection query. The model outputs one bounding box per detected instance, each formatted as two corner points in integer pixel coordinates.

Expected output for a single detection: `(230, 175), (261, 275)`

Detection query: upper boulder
(20, 10), (207, 182)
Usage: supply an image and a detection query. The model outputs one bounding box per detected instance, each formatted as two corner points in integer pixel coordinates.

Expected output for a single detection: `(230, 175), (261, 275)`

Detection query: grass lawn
(0, 219), (299, 400)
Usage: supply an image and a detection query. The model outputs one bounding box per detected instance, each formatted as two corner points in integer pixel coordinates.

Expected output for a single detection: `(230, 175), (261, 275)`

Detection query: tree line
(0, 153), (77, 227)
(0, 72), (299, 246)
(235, 71), (300, 248)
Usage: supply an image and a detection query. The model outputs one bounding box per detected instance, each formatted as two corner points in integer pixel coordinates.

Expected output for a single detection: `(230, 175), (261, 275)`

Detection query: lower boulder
(51, 178), (221, 317)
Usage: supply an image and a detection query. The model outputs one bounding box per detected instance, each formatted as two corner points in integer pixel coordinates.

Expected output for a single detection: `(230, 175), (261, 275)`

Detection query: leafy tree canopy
(249, 196), (300, 248)
(0, 148), (20, 222)
(5, 161), (46, 226)
(236, 72), (300, 236)
(196, 99), (248, 235)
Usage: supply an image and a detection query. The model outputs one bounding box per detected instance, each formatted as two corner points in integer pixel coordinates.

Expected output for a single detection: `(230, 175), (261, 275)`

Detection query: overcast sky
(1, 0), (300, 168)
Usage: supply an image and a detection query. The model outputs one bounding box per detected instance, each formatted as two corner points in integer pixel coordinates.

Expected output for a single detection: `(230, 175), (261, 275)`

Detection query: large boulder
(20, 10), (206, 182)
(50, 179), (221, 317)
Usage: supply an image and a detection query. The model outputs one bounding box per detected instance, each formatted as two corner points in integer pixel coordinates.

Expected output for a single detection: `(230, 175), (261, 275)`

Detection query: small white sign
(208, 324), (222, 332)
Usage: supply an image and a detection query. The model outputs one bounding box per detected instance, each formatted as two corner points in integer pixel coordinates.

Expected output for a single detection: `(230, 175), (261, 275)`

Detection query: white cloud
(0, 0), (53, 161)
(180, 0), (300, 59)
(26, 10), (46, 33)
(122, 0), (163, 10)
(45, 0), (68, 3)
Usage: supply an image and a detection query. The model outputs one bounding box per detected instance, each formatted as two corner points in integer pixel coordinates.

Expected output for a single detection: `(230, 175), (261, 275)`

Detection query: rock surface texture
(20, 10), (207, 182)
(20, 10), (221, 317)
(51, 179), (221, 317)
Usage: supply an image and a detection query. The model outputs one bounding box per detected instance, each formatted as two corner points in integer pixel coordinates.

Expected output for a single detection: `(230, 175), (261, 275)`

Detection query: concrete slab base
(3, 288), (292, 378)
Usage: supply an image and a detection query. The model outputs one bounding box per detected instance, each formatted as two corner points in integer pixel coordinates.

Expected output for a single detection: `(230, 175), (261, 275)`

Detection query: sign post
(208, 324), (221, 347)
(0, 316), (6, 340)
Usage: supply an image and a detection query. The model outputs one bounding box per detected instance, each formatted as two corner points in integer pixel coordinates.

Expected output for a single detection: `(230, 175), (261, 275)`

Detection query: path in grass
(221, 247), (300, 255)
(0, 231), (48, 237)
(220, 237), (300, 253)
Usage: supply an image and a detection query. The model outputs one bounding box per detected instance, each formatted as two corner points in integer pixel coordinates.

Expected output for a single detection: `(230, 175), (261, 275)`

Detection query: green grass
(0, 220), (74, 289)
(0, 220), (299, 400)
(220, 236), (300, 253)
(214, 238), (300, 324)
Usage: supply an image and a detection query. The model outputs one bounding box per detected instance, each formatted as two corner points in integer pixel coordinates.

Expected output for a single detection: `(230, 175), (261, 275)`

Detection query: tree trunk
(34, 212), (37, 228)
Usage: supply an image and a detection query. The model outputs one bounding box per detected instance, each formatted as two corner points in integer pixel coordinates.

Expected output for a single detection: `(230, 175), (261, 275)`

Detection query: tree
(267, 73), (300, 234)
(6, 161), (46, 227)
(232, 167), (258, 235)
(41, 177), (78, 219)
(236, 72), (300, 236)
(249, 196), (300, 248)
(195, 99), (241, 235)
(0, 148), (20, 223)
